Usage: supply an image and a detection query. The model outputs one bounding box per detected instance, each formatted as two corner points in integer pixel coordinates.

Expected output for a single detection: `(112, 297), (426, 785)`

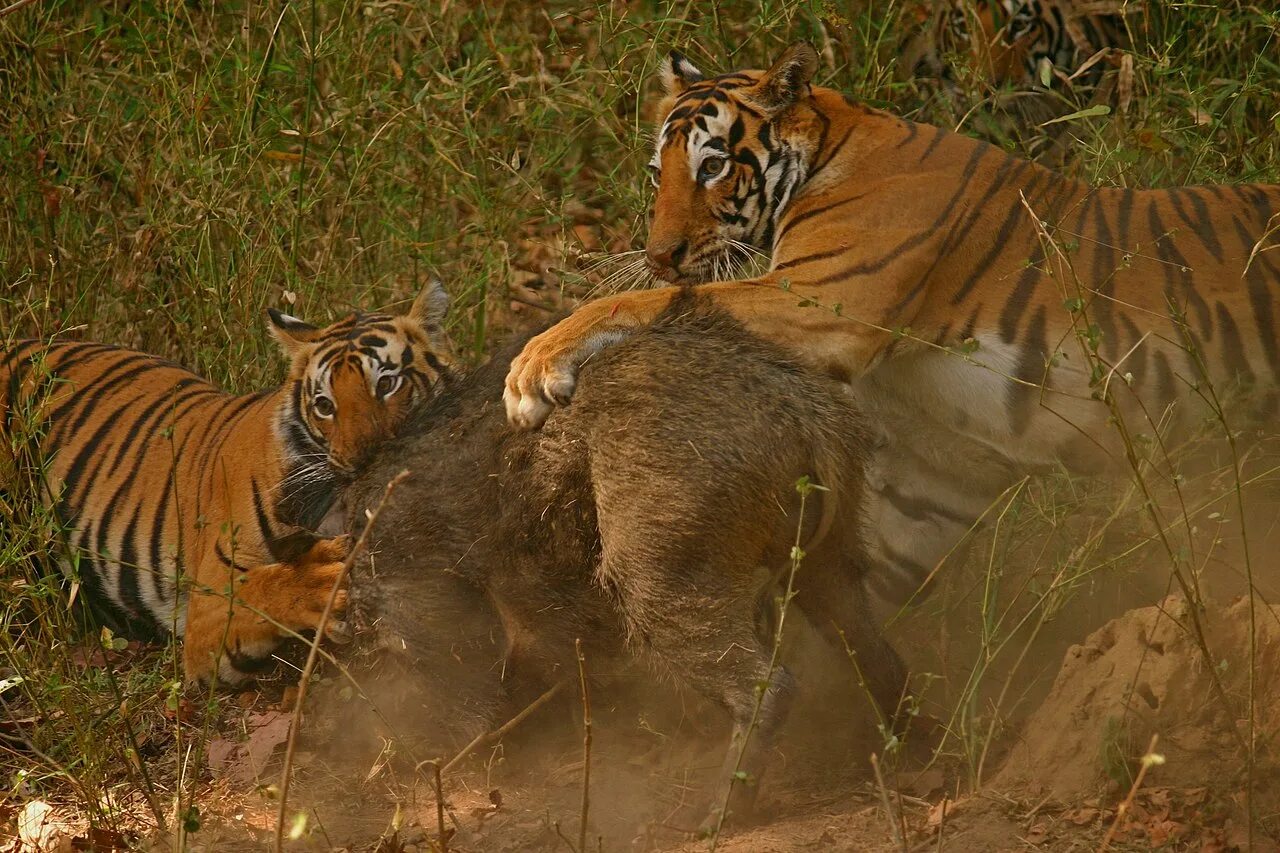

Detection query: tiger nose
(646, 239), (688, 271)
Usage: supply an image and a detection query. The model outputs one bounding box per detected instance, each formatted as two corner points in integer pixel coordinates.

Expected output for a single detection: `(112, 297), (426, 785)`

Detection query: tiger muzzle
(646, 238), (689, 281)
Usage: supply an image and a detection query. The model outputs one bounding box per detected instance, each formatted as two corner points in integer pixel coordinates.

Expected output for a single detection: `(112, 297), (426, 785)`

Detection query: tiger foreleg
(182, 534), (351, 686)
(503, 279), (897, 429)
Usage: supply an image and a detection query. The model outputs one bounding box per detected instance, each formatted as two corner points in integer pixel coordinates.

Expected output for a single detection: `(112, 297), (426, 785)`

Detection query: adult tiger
(503, 43), (1280, 602)
(1, 281), (451, 684)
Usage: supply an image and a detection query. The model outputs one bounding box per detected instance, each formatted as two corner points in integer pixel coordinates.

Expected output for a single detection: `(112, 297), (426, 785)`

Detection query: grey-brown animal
(341, 298), (906, 826)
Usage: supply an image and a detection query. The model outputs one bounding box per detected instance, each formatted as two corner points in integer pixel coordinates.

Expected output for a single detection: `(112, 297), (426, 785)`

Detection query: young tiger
(0, 281), (451, 684)
(502, 43), (1280, 603)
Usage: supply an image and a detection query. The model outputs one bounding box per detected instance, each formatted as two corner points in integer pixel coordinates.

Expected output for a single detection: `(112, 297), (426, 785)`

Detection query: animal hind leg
(602, 548), (795, 829)
(706, 657), (796, 832)
(182, 535), (351, 686)
(794, 557), (909, 734)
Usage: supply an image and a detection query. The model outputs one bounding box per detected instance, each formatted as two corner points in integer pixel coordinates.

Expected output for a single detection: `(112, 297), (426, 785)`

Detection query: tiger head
(646, 42), (822, 284)
(267, 279), (452, 484)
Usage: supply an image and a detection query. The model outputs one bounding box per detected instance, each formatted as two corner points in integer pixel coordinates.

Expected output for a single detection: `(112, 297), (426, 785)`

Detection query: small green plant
(1100, 715), (1138, 789)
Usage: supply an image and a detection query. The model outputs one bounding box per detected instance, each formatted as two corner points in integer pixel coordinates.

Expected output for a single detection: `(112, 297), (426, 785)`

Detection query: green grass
(3, 0), (1279, 848)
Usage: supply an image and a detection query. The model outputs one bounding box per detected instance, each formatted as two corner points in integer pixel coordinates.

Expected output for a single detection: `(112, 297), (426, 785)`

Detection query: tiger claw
(545, 373), (577, 406)
(503, 353), (579, 430)
(505, 389), (555, 430)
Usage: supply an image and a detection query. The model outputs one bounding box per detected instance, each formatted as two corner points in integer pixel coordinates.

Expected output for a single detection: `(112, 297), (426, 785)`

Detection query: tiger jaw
(648, 263), (703, 285)
(648, 245), (742, 284)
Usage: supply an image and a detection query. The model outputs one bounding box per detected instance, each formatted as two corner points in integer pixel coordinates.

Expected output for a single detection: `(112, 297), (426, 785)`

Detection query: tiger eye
(698, 157), (727, 182)
(313, 396), (335, 417)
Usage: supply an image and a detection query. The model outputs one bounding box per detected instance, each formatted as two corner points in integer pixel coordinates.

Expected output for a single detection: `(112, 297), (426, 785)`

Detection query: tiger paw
(503, 336), (580, 430)
(288, 534), (351, 630)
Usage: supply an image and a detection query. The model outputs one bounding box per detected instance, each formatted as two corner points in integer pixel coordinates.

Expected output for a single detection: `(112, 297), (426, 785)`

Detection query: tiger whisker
(726, 239), (769, 260)
(582, 255), (642, 285)
(587, 256), (652, 298)
(724, 241), (768, 278)
(576, 249), (645, 275)
(275, 462), (335, 496)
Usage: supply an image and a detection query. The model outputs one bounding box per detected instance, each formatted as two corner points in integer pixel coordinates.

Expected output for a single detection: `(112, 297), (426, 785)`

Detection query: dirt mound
(994, 595), (1280, 804)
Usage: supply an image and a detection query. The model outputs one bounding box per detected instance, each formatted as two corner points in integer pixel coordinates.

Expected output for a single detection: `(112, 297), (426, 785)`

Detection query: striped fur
(910, 0), (1129, 88)
(503, 43), (1280, 604)
(1, 281), (451, 684)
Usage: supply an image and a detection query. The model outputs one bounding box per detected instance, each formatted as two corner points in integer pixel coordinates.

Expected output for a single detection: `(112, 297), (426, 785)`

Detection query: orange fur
(503, 44), (1279, 600)
(1, 283), (451, 684)
(507, 44), (1280, 444)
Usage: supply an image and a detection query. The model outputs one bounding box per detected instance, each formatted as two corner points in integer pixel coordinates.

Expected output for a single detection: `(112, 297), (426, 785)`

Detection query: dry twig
(440, 679), (566, 776)
(871, 753), (907, 853)
(576, 638), (593, 853)
(1098, 734), (1162, 852)
(272, 470), (409, 853)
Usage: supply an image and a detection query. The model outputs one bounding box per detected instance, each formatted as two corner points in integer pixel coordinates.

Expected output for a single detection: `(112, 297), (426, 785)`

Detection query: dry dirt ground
(15, 592), (1264, 853)
(316, 594), (1280, 852)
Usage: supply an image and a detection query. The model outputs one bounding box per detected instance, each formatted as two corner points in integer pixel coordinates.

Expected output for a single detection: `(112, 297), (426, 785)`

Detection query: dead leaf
(162, 696), (196, 723)
(927, 797), (969, 829)
(206, 737), (239, 776)
(206, 711), (293, 785)
(242, 711), (292, 782)
(1200, 831), (1231, 853)
(66, 640), (146, 671)
(1147, 819), (1187, 845)
(1067, 807), (1099, 826)
(66, 644), (108, 670)
(1187, 107), (1212, 126)
(905, 767), (945, 798)
(17, 800), (81, 853)
(71, 827), (130, 851)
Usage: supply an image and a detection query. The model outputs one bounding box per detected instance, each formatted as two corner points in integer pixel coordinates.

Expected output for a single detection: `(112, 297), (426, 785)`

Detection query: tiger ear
(267, 308), (323, 357)
(755, 42), (819, 112)
(407, 277), (450, 335)
(659, 50), (704, 95)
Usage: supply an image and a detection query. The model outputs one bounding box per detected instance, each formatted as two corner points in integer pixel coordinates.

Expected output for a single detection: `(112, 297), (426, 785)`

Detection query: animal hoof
(326, 619), (354, 645)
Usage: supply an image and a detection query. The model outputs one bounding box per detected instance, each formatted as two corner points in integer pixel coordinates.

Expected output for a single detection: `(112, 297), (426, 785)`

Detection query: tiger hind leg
(182, 535), (351, 686)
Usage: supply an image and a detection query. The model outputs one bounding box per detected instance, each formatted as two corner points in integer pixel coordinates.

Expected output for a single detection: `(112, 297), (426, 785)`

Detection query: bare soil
(10, 593), (1274, 852)
(145, 591), (1277, 853)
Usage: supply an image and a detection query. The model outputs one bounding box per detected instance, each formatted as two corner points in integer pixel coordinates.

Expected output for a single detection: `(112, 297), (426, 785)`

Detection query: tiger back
(501, 43), (1280, 605)
(0, 280), (451, 684)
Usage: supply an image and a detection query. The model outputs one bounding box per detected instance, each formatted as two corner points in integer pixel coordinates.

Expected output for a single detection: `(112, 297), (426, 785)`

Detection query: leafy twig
(575, 638), (593, 853)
